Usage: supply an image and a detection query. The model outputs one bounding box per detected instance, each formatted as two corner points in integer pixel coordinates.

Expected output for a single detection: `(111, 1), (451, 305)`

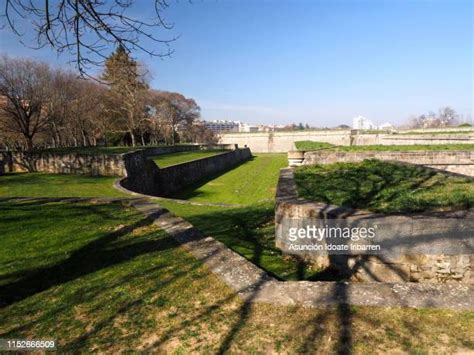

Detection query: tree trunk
(129, 129), (136, 147)
(25, 136), (34, 151)
(82, 130), (88, 147)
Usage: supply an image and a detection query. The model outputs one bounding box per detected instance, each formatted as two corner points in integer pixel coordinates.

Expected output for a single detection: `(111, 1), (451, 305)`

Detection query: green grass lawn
(294, 159), (474, 213)
(1, 199), (471, 353)
(295, 143), (474, 151)
(151, 150), (229, 168)
(294, 141), (335, 151)
(336, 144), (474, 152)
(399, 130), (474, 135)
(173, 153), (287, 205)
(0, 173), (127, 197)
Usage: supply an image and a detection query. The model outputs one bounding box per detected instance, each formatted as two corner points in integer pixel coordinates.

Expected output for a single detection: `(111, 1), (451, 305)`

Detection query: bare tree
(0, 56), (53, 150)
(408, 107), (459, 129)
(2, 0), (176, 76)
(149, 90), (200, 145)
(438, 106), (458, 126)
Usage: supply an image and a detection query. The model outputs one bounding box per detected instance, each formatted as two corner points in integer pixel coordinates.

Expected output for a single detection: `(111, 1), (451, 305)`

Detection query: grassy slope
(336, 144), (474, 151)
(296, 143), (474, 151)
(0, 199), (472, 353)
(174, 154), (287, 205)
(294, 141), (335, 150)
(294, 160), (474, 213)
(0, 173), (127, 197)
(151, 150), (228, 168)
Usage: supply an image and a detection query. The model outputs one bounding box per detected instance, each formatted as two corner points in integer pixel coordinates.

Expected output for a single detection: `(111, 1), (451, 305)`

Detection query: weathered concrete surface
(129, 198), (474, 310)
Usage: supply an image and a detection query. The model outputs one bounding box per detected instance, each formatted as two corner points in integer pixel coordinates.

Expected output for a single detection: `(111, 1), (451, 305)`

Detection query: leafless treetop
(2, 0), (177, 76)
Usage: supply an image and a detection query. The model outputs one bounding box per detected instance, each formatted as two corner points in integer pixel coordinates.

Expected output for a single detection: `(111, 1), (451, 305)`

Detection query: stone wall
(299, 150), (474, 177)
(275, 168), (473, 283)
(0, 144), (251, 197)
(219, 130), (474, 153)
(121, 147), (252, 196)
(0, 144), (222, 177)
(0, 150), (127, 176)
(219, 130), (352, 152)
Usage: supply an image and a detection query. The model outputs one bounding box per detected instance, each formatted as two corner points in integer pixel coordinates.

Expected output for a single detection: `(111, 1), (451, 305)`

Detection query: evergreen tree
(101, 45), (148, 146)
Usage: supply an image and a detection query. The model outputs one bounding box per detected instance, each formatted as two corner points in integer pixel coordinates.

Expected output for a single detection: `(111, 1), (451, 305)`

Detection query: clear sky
(0, 0), (472, 127)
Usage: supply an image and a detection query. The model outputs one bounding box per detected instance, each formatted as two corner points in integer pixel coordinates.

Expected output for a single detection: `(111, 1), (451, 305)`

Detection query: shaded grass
(294, 159), (474, 213)
(158, 200), (320, 281)
(0, 199), (472, 353)
(173, 154), (287, 205)
(0, 173), (127, 198)
(151, 149), (228, 168)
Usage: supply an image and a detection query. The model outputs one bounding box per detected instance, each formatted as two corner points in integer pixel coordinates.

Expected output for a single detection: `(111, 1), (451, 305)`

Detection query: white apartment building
(352, 115), (376, 130)
(203, 120), (240, 133)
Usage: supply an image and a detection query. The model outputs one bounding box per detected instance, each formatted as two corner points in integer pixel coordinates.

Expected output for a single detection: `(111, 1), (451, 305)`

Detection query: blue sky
(0, 0), (472, 126)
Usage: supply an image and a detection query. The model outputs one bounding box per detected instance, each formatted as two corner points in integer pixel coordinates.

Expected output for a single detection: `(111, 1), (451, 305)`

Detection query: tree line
(0, 47), (216, 151)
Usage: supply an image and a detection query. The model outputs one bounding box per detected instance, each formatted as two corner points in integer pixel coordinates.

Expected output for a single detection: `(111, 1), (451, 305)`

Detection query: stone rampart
(219, 130), (474, 153)
(0, 144), (234, 177)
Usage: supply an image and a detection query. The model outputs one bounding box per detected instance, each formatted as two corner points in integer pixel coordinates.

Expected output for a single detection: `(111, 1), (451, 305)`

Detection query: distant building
(203, 120), (240, 133)
(239, 122), (258, 132)
(352, 116), (376, 130)
(378, 122), (394, 131)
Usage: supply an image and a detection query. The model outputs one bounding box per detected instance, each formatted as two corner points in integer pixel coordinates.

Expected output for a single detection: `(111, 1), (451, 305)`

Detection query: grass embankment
(173, 153), (286, 205)
(162, 154), (307, 279)
(399, 130), (474, 135)
(294, 160), (474, 214)
(295, 142), (474, 151)
(151, 150), (228, 168)
(0, 173), (127, 198)
(294, 141), (335, 151)
(336, 144), (474, 152)
(1, 199), (472, 353)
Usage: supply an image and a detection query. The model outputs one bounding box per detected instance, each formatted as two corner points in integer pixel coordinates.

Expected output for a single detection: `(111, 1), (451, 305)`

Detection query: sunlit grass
(173, 153), (287, 205)
(151, 150), (228, 168)
(0, 173), (127, 197)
